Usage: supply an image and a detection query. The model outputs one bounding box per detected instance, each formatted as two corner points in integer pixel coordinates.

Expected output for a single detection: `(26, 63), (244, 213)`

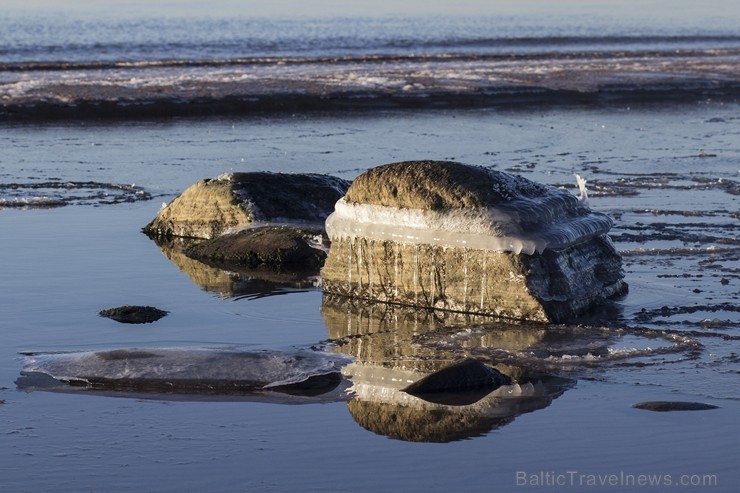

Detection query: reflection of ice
(429, 324), (701, 369)
(323, 295), (703, 378)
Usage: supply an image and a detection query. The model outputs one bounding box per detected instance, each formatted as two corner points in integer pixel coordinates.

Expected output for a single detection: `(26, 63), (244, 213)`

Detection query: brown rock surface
(144, 172), (349, 239)
(344, 160), (547, 209)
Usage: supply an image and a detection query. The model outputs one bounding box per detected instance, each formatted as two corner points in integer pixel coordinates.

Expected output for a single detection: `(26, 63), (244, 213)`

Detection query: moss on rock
(343, 160), (547, 210)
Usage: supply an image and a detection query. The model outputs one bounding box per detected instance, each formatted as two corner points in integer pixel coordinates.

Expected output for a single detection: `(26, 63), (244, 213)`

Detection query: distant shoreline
(4, 82), (740, 121)
(3, 51), (739, 120)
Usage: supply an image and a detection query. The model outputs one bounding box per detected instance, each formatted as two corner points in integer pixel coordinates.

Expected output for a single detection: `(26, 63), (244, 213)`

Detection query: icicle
(575, 173), (589, 206)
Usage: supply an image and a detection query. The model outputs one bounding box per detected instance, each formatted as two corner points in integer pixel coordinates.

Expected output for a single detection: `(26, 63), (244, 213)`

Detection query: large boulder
(144, 172), (350, 239)
(322, 161), (627, 323)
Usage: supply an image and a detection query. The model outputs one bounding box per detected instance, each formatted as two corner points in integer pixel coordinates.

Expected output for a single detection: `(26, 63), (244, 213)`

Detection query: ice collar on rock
(326, 175), (612, 255)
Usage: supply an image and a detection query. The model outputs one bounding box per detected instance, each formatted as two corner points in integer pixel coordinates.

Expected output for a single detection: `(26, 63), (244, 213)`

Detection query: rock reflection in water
(322, 294), (549, 372)
(151, 237), (320, 299)
(322, 295), (575, 442)
(345, 364), (571, 443)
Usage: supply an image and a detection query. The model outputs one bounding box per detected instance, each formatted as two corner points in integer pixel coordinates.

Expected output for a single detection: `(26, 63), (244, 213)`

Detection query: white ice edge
(21, 349), (354, 389)
(325, 193), (612, 255)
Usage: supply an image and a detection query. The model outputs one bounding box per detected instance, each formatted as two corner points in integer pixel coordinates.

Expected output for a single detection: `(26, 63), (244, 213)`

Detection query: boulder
(143, 172), (350, 239)
(185, 226), (327, 271)
(322, 161), (627, 323)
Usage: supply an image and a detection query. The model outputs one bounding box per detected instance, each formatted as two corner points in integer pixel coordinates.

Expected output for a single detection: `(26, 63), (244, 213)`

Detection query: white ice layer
(325, 187), (612, 255)
(21, 349), (353, 389)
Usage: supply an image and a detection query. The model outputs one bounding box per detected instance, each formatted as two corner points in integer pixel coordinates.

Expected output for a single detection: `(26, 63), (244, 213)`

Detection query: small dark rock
(633, 401), (719, 412)
(99, 305), (169, 324)
(403, 358), (511, 395)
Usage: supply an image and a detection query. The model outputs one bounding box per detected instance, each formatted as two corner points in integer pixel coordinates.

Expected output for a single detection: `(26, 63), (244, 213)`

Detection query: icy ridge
(325, 192), (612, 255)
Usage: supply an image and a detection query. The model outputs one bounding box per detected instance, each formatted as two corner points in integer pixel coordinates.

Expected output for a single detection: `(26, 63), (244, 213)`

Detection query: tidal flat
(1, 104), (738, 492)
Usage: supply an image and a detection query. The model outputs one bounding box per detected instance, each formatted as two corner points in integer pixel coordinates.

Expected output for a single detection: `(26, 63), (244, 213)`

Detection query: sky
(3, 0), (739, 18)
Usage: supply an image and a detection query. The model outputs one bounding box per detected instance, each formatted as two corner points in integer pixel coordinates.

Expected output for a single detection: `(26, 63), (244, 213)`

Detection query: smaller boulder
(143, 172), (350, 239)
(184, 226), (327, 271)
(99, 305), (169, 324)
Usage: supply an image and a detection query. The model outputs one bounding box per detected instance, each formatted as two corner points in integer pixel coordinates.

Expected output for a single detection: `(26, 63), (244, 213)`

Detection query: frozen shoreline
(3, 50), (740, 120)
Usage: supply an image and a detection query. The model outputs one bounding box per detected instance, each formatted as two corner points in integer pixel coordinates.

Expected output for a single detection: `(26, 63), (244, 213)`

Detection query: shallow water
(1, 103), (738, 492)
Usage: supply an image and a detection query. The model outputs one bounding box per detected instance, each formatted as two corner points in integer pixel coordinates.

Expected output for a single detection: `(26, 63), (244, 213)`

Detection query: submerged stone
(99, 305), (168, 324)
(402, 358), (511, 395)
(633, 401), (719, 412)
(322, 160), (627, 323)
(143, 172), (350, 239)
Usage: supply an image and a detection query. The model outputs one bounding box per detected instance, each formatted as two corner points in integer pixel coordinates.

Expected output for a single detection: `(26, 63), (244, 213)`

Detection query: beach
(1, 2), (739, 492)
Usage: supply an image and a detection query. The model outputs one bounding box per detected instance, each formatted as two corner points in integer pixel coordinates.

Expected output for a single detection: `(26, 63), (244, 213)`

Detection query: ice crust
(20, 349), (352, 390)
(325, 185), (613, 255)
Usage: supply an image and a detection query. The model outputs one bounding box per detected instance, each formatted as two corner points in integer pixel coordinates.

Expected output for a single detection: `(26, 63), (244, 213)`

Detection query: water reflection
(322, 295), (576, 442)
(151, 237), (320, 299)
(343, 362), (572, 442)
